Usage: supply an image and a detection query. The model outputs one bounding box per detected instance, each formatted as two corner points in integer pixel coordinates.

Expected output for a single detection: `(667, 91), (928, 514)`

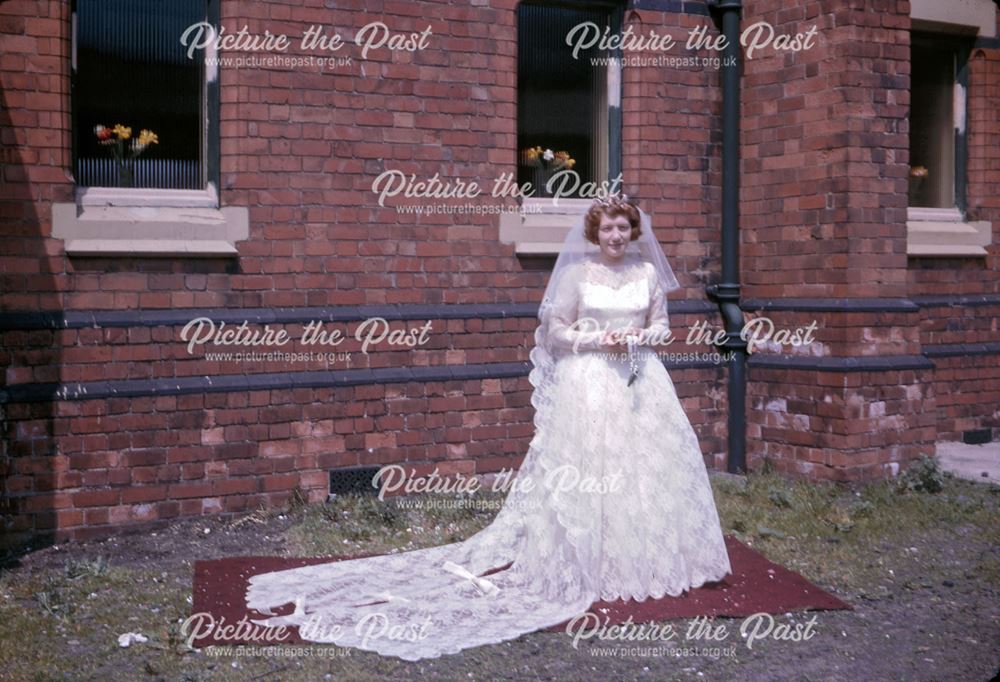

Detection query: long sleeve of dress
(546, 265), (606, 352)
(641, 264), (671, 346)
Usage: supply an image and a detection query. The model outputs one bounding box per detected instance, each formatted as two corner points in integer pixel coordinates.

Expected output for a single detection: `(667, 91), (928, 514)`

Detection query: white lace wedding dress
(245, 252), (732, 660)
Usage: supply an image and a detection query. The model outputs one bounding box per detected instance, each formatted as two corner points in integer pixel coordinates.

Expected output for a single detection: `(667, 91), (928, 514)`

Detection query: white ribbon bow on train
(442, 561), (500, 596)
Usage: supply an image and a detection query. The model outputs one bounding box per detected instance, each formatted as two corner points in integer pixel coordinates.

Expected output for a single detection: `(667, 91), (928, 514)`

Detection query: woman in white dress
(245, 195), (732, 660)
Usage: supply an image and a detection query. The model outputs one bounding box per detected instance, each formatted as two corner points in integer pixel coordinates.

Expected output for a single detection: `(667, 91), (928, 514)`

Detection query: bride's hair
(583, 195), (642, 245)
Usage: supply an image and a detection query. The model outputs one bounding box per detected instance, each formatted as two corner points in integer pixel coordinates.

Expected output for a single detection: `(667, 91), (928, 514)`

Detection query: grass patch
(712, 464), (999, 595)
(0, 556), (194, 680)
(285, 490), (504, 557)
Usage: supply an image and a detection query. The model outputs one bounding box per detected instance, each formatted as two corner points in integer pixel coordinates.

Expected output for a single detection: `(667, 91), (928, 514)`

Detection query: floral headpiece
(592, 192), (631, 209)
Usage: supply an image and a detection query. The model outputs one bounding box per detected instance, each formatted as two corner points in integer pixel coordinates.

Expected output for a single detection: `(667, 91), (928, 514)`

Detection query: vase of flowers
(908, 165), (928, 205)
(520, 146), (575, 198)
(94, 124), (159, 188)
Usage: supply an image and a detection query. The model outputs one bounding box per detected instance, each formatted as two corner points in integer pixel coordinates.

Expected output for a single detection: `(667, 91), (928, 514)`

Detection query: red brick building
(1, 0), (998, 548)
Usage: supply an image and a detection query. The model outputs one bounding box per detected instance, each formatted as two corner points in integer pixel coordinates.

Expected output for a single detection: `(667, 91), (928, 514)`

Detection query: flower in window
(552, 151), (575, 170)
(519, 145), (576, 197)
(135, 129), (159, 150)
(519, 145), (575, 170)
(93, 123), (159, 187)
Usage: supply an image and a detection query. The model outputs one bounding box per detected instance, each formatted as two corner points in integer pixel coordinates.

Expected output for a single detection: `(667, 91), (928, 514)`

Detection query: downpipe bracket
(705, 284), (749, 354)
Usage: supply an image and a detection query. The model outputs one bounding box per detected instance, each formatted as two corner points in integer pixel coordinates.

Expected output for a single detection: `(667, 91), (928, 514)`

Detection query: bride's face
(597, 213), (632, 260)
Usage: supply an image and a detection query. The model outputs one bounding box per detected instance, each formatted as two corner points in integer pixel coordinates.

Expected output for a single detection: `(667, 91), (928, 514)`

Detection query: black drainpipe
(705, 0), (748, 474)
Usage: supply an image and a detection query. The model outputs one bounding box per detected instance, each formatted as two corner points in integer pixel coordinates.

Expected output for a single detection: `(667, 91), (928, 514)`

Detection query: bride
(245, 194), (732, 660)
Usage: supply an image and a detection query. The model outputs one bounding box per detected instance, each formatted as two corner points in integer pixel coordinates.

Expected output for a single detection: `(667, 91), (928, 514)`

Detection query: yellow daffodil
(112, 124), (132, 140)
(137, 129), (158, 146)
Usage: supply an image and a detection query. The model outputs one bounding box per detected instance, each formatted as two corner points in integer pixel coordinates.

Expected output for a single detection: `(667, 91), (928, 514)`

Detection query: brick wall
(5, 377), (538, 542)
(1, 0), (998, 548)
(739, 0), (999, 479)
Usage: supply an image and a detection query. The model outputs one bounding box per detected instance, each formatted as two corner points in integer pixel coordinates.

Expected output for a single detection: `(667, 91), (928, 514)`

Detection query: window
(55, 0), (245, 257)
(501, 1), (623, 254)
(517, 1), (620, 198)
(73, 0), (211, 191)
(71, 0), (217, 193)
(905, 0), (996, 257)
(908, 33), (970, 211)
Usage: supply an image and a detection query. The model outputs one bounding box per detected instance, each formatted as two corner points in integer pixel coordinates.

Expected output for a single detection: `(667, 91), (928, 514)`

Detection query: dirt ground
(1, 468), (998, 681)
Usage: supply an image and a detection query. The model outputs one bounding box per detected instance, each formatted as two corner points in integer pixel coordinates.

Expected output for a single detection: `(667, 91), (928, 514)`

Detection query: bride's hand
(601, 327), (644, 348)
(623, 326), (644, 341)
(599, 330), (622, 348)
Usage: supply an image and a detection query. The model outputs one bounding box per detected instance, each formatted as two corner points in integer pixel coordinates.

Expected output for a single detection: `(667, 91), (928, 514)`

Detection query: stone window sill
(52, 186), (248, 257)
(499, 198), (592, 256)
(906, 207), (991, 257)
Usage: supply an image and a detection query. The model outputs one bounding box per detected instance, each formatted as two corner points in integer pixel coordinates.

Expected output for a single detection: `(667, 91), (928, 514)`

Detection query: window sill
(499, 198), (592, 256)
(52, 197), (248, 258)
(910, 0), (996, 37)
(906, 207), (991, 257)
(76, 185), (221, 209)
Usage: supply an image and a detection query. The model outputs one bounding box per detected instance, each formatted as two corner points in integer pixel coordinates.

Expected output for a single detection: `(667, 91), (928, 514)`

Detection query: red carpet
(190, 535), (851, 647)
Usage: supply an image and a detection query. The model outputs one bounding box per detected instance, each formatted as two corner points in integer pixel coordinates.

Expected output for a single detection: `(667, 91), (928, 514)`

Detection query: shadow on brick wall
(0, 64), (65, 562)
